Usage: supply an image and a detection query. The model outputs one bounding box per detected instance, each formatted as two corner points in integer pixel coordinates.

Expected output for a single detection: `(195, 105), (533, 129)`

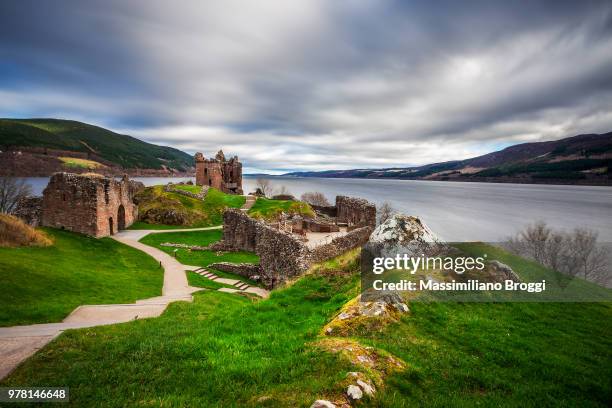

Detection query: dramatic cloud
(1, 0), (612, 172)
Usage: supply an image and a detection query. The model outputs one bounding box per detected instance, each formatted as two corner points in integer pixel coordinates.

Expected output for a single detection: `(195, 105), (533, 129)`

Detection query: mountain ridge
(283, 132), (612, 185)
(0, 118), (194, 176)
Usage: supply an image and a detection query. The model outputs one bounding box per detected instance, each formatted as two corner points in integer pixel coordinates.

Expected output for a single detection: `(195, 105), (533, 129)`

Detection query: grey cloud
(1, 0), (612, 172)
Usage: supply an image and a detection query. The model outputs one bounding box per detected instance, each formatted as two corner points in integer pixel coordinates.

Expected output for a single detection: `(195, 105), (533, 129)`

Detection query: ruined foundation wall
(221, 209), (311, 287)
(309, 226), (373, 264)
(336, 196), (377, 228)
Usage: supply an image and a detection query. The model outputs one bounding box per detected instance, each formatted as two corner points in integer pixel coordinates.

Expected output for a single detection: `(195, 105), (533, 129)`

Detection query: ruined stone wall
(207, 262), (261, 278)
(336, 196), (377, 228)
(309, 226), (373, 264)
(14, 196), (43, 226)
(41, 172), (137, 237)
(194, 151), (243, 194)
(222, 209), (260, 252)
(220, 209), (371, 288)
(311, 204), (337, 217)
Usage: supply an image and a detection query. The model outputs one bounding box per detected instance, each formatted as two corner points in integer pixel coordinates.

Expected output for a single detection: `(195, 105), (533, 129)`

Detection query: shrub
(0, 214), (53, 247)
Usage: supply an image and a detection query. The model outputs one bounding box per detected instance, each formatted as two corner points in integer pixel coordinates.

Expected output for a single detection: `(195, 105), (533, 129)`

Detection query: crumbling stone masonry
(39, 172), (142, 238)
(220, 209), (373, 288)
(336, 196), (377, 228)
(194, 150), (243, 194)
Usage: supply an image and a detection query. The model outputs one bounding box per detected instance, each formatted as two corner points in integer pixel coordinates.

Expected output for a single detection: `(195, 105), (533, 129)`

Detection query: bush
(0, 214), (52, 247)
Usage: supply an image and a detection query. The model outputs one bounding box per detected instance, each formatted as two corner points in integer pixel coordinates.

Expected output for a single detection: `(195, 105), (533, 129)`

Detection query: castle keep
(41, 173), (140, 237)
(194, 150), (243, 194)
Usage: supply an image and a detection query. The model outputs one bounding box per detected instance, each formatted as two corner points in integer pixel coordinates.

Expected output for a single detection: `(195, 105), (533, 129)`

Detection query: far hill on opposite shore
(0, 118), (194, 177)
(284, 131), (612, 186)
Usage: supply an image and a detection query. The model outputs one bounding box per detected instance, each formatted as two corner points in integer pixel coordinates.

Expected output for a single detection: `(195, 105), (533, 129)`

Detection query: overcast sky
(1, 0), (612, 173)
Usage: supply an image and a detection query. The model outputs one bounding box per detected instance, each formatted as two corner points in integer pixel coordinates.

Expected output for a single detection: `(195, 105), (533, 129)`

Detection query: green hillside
(0, 118), (193, 171)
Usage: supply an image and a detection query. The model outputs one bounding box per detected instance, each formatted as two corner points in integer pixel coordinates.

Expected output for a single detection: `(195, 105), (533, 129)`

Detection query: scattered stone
(346, 385), (363, 400)
(356, 379), (375, 396)
(310, 400), (336, 408)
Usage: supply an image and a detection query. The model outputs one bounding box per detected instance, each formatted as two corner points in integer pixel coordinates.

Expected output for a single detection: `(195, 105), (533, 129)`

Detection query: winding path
(0, 225), (240, 380)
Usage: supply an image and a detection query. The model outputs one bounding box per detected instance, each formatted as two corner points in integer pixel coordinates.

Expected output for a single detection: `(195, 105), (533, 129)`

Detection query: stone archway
(117, 205), (126, 231)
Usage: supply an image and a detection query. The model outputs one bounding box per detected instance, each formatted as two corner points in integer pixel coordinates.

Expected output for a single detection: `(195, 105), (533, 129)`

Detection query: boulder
(488, 260), (521, 283)
(368, 214), (444, 259)
(346, 384), (363, 400)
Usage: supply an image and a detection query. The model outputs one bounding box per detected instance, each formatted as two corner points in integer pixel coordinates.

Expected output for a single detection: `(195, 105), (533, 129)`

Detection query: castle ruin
(40, 172), (141, 237)
(194, 150), (243, 194)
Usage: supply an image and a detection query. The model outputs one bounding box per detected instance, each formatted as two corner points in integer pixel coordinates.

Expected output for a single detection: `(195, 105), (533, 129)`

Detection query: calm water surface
(18, 176), (612, 242)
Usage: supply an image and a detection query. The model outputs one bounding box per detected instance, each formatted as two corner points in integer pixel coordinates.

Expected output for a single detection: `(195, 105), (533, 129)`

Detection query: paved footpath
(0, 226), (223, 380)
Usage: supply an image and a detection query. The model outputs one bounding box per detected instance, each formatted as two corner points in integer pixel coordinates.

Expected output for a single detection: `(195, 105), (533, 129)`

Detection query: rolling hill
(285, 132), (612, 185)
(0, 118), (193, 176)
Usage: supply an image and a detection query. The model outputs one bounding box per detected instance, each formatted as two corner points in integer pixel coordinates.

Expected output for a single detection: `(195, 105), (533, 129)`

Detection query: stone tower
(194, 150), (243, 194)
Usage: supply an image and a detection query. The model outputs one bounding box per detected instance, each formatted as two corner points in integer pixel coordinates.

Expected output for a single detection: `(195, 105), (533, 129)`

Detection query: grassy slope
(2, 269), (358, 406)
(2, 244), (610, 406)
(248, 197), (315, 220)
(0, 228), (163, 327)
(0, 118), (193, 170)
(133, 186), (245, 228)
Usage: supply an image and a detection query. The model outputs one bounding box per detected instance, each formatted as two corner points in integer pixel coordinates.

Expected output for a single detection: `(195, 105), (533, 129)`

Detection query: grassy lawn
(172, 184), (203, 194)
(140, 230), (259, 268)
(0, 228), (163, 327)
(58, 156), (105, 169)
(135, 186), (245, 228)
(2, 266), (358, 406)
(248, 197), (314, 220)
(127, 221), (209, 230)
(2, 242), (610, 406)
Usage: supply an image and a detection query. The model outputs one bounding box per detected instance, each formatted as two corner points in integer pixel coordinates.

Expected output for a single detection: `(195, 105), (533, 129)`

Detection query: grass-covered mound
(0, 214), (52, 247)
(248, 196), (315, 220)
(134, 185), (245, 228)
(0, 228), (163, 327)
(2, 244), (610, 406)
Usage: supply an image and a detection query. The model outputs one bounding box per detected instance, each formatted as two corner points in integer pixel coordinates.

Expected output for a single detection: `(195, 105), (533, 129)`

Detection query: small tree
(300, 191), (330, 206)
(506, 221), (609, 285)
(0, 177), (32, 214)
(255, 178), (273, 197)
(377, 201), (396, 225)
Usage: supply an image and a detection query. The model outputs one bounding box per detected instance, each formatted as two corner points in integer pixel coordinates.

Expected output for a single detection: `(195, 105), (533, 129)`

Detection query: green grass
(2, 265), (358, 407)
(0, 118), (193, 170)
(127, 221), (204, 230)
(2, 242), (610, 406)
(172, 184), (204, 194)
(136, 186), (245, 228)
(248, 197), (315, 220)
(0, 228), (163, 327)
(58, 156), (105, 169)
(140, 230), (259, 285)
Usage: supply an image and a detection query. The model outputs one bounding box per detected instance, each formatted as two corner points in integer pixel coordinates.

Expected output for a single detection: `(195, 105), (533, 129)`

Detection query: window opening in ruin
(104, 183), (110, 204)
(109, 217), (114, 235)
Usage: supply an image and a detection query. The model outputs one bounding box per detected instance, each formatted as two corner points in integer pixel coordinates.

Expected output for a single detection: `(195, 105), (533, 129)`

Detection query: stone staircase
(192, 267), (269, 298)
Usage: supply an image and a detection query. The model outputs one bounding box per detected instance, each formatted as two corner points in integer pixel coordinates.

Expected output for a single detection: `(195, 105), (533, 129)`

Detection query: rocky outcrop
(488, 260), (521, 283)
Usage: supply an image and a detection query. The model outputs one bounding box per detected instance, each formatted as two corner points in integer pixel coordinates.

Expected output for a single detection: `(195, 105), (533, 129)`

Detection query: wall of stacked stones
(309, 226), (373, 264)
(40, 172), (138, 237)
(14, 196), (43, 226)
(336, 196), (377, 227)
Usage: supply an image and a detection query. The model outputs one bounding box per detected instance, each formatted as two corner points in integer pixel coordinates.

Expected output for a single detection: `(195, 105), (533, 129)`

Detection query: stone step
(217, 287), (241, 294)
(215, 277), (241, 286)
